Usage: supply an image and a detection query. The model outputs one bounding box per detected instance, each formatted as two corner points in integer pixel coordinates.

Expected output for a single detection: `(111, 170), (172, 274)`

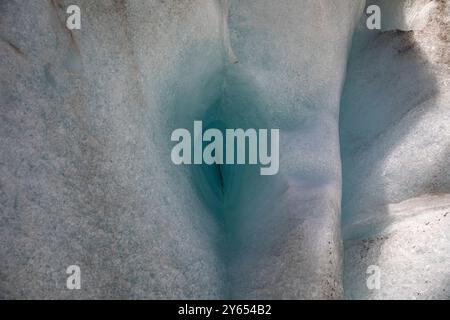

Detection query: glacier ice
(0, 0), (449, 299)
(341, 0), (450, 299)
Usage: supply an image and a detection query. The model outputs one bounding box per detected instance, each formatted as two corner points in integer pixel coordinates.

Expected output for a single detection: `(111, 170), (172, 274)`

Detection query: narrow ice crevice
(190, 0), (365, 299)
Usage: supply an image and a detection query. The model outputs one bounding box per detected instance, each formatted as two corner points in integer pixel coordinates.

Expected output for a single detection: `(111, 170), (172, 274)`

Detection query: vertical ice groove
(218, 0), (239, 64)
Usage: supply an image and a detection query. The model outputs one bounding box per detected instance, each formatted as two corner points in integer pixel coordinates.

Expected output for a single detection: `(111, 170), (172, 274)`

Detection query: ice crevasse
(0, 0), (449, 299)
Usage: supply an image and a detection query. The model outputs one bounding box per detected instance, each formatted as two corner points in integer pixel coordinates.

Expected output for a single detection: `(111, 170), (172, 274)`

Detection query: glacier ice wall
(341, 0), (450, 299)
(0, 0), (449, 299)
(0, 0), (226, 299)
(221, 0), (363, 299)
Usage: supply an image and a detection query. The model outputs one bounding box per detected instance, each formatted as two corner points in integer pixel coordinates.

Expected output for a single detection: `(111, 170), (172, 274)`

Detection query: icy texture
(0, 0), (226, 299)
(344, 195), (450, 299)
(341, 0), (450, 299)
(0, 0), (364, 299)
(376, 0), (439, 31)
(1, 0), (449, 300)
(221, 0), (363, 298)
